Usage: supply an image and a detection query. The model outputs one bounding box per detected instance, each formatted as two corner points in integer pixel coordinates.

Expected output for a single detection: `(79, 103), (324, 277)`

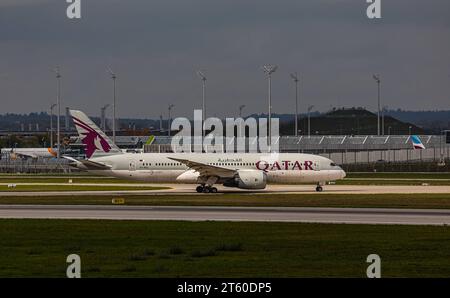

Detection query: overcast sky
(0, 0), (449, 119)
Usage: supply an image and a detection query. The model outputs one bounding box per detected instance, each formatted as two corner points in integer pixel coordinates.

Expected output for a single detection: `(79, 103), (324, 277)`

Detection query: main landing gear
(196, 185), (218, 193)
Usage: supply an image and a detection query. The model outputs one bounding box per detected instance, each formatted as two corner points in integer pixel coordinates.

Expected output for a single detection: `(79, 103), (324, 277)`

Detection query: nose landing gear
(315, 183), (324, 192)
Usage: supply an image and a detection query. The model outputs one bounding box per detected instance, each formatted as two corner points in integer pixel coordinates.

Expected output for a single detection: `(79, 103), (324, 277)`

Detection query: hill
(278, 108), (425, 135)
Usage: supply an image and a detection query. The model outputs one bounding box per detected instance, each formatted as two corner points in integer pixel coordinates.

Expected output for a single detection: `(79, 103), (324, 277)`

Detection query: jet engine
(176, 170), (200, 183)
(223, 170), (267, 189)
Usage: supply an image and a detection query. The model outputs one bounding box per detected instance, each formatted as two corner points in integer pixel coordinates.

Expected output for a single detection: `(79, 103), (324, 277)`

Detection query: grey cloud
(0, 0), (449, 119)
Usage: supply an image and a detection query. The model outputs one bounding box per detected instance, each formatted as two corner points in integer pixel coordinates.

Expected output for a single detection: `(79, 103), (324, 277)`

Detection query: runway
(1, 205), (449, 225)
(1, 183), (450, 196)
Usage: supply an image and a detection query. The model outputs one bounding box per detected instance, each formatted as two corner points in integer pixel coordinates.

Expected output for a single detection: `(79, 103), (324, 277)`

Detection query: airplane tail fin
(70, 109), (123, 158)
(411, 135), (425, 150)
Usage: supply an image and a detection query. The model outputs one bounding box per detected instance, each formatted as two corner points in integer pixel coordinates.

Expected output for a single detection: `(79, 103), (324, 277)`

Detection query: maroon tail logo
(72, 116), (112, 158)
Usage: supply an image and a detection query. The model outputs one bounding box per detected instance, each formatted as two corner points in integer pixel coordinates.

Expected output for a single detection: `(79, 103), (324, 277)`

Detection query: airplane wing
(62, 156), (111, 170)
(168, 157), (236, 178)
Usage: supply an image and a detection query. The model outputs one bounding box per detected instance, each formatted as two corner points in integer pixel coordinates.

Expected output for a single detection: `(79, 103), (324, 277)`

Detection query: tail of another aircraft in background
(411, 135), (425, 150)
(70, 109), (123, 158)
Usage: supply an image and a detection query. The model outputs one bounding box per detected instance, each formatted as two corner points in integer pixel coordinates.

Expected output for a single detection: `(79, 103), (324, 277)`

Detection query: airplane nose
(340, 168), (346, 179)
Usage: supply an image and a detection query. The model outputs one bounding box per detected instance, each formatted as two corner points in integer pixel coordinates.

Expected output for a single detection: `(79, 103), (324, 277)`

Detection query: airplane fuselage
(76, 152), (346, 185)
(1, 148), (57, 159)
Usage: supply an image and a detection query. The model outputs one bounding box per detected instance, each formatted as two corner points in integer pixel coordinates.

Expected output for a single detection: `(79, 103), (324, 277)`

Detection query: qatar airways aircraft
(65, 110), (346, 193)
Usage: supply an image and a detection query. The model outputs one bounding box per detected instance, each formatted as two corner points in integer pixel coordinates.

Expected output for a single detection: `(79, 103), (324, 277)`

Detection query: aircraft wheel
(211, 187), (218, 193)
(203, 187), (211, 193)
(316, 186), (323, 192)
(196, 186), (204, 193)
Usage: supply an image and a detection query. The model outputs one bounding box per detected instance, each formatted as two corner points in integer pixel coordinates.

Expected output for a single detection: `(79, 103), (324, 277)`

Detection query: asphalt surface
(1, 183), (450, 196)
(1, 205), (449, 225)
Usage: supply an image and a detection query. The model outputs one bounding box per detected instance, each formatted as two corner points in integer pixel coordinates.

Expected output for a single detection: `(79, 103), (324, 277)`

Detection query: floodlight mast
(239, 105), (246, 118)
(262, 65), (277, 152)
(290, 72), (299, 136)
(108, 67), (117, 143)
(197, 71), (207, 138)
(373, 74), (381, 136)
(307, 105), (314, 138)
(101, 104), (110, 131)
(53, 67), (61, 160)
(168, 104), (175, 136)
(382, 105), (388, 136)
(50, 103), (57, 149)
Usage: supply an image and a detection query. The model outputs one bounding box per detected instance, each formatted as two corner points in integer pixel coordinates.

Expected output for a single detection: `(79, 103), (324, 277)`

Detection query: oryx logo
(72, 116), (111, 158)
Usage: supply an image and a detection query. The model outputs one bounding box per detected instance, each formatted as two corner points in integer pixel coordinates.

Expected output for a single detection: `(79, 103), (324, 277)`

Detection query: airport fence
(342, 160), (450, 172)
(0, 158), (75, 174)
(2, 134), (449, 173)
(143, 135), (450, 165)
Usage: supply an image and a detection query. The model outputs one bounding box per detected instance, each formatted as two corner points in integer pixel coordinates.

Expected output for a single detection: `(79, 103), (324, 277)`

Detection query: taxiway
(0, 205), (449, 225)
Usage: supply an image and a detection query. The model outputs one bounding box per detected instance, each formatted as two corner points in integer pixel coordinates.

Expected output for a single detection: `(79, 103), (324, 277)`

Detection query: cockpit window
(330, 163), (336, 167)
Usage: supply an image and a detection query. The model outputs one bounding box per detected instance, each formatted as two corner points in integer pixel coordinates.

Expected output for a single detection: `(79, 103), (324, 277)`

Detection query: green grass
(337, 179), (450, 186)
(0, 185), (169, 192)
(346, 173), (450, 179)
(0, 177), (146, 184)
(0, 173), (91, 177)
(1, 193), (450, 209)
(0, 219), (449, 277)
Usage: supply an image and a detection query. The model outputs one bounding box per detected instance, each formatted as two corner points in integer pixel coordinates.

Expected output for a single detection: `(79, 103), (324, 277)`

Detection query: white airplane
(1, 147), (57, 159)
(65, 110), (346, 193)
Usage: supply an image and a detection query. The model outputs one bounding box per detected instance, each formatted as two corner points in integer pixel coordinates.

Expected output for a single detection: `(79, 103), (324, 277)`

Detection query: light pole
(373, 74), (381, 136)
(168, 104), (174, 136)
(290, 72), (299, 136)
(239, 105), (246, 118)
(307, 105), (314, 138)
(53, 67), (61, 160)
(262, 65), (278, 150)
(108, 68), (117, 143)
(382, 105), (388, 136)
(197, 71), (207, 138)
(409, 126), (412, 136)
(50, 103), (56, 148)
(101, 104), (110, 131)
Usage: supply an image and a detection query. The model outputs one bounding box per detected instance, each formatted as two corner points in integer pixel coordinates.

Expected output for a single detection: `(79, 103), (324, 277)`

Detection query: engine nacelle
(223, 170), (267, 189)
(176, 170), (200, 183)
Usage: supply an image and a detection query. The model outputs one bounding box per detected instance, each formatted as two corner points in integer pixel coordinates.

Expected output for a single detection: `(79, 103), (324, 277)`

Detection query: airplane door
(129, 161), (136, 171)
